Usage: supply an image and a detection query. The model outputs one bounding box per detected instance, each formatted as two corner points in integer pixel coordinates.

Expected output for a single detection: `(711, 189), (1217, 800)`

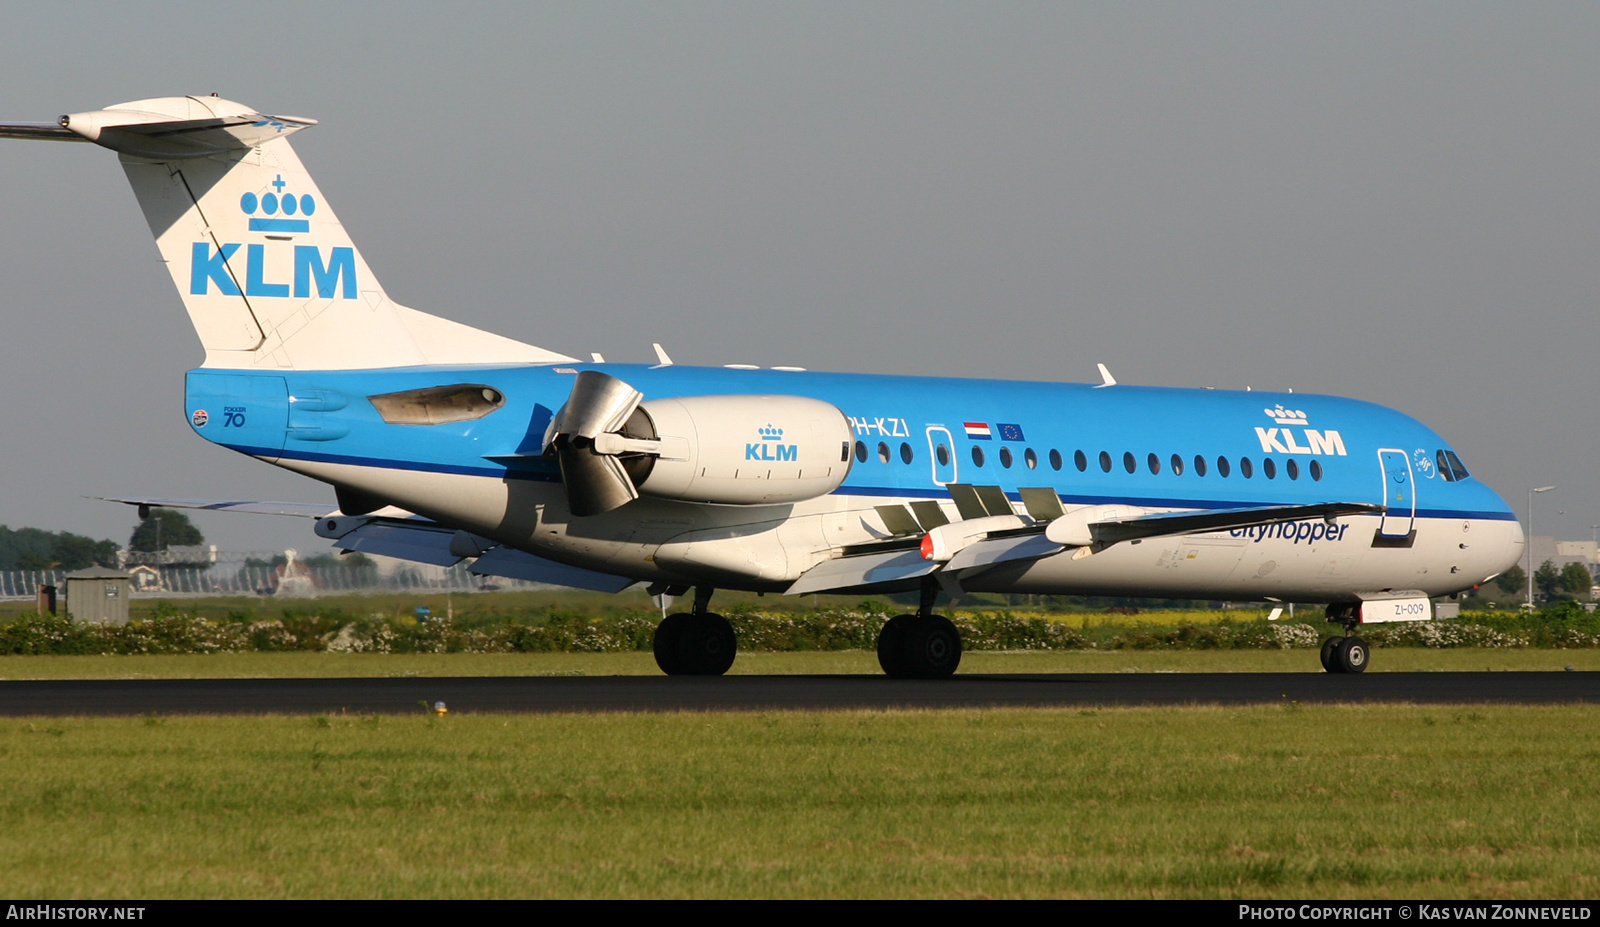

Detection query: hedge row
(2, 603), (1597, 656)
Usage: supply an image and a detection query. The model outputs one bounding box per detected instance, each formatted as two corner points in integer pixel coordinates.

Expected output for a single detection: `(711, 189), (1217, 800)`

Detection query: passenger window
(1000, 447), (1013, 469)
(1025, 448), (1038, 470)
(1075, 450), (1088, 472)
(1050, 449), (1063, 471)
(1147, 453), (1160, 475)
(936, 444), (950, 467)
(1170, 454), (1184, 476)
(1123, 451), (1136, 474)
(1310, 460), (1323, 481)
(854, 441), (867, 463)
(1240, 457), (1253, 479)
(877, 442), (890, 463)
(1099, 451), (1112, 473)
(971, 446), (985, 467)
(900, 442), (914, 464)
(1262, 458), (1276, 479)
(1286, 459), (1300, 480)
(1193, 455), (1208, 477)
(1216, 456), (1231, 478)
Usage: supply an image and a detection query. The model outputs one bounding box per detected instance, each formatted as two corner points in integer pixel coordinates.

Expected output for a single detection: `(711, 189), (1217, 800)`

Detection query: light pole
(1527, 486), (1555, 609)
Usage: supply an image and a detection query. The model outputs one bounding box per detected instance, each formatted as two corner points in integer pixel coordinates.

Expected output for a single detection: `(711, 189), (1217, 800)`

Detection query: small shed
(64, 567), (131, 625)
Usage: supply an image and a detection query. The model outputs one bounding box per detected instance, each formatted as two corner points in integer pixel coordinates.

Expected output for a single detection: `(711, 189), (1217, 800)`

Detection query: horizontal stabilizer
(468, 548), (636, 593)
(786, 548), (939, 596)
(0, 122), (83, 142)
(96, 496), (341, 518)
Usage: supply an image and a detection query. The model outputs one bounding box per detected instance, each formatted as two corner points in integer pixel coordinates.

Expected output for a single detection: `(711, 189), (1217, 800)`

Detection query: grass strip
(0, 704), (1595, 898)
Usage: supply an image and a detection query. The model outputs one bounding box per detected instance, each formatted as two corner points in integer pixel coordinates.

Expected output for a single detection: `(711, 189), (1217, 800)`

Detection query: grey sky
(0, 2), (1595, 554)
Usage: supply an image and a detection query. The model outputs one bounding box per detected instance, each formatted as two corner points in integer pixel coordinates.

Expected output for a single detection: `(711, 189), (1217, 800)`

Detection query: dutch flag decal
(964, 422), (992, 440)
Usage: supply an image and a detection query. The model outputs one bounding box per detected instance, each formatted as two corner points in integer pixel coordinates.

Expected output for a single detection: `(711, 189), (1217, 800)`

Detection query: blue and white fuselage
(184, 360), (1520, 601)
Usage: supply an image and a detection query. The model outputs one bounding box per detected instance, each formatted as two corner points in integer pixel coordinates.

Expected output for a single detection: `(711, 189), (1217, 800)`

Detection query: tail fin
(4, 96), (573, 370)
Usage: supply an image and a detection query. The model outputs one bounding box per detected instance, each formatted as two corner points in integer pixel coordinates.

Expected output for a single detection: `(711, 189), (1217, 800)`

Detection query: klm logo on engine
(746, 424), (798, 462)
(188, 174), (357, 299)
(1255, 406), (1347, 457)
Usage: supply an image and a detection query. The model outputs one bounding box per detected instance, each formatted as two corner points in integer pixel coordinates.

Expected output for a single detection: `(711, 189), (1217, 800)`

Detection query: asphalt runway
(0, 671), (1596, 716)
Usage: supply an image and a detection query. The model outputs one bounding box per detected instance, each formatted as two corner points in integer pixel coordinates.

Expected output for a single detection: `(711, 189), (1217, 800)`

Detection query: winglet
(1095, 363), (1117, 388)
(652, 343), (674, 366)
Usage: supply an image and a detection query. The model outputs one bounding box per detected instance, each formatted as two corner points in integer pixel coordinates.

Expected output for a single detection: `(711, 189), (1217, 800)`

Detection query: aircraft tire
(652, 613), (692, 675)
(654, 612), (737, 675)
(902, 615), (962, 679)
(877, 615), (915, 677)
(1320, 636), (1345, 673)
(689, 612), (737, 676)
(1335, 635), (1369, 674)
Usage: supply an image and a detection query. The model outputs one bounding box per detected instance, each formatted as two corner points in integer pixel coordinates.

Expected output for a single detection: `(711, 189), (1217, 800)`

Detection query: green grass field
(1, 705), (1596, 898)
(1, 648), (1597, 679)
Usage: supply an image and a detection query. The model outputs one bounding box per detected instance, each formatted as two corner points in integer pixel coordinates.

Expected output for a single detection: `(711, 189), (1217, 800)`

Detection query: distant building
(64, 567), (130, 625)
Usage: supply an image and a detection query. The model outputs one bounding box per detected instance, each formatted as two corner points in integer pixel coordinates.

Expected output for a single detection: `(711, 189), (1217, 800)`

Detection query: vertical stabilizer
(6, 96), (573, 370)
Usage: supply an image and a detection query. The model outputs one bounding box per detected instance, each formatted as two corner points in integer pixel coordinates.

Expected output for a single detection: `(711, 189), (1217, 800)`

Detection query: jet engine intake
(544, 372), (852, 515)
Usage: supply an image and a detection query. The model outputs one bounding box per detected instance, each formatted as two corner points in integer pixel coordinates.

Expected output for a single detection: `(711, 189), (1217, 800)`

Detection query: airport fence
(0, 558), (544, 600)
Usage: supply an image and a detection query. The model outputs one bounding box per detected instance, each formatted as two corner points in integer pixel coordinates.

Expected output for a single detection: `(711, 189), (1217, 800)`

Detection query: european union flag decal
(997, 423), (1026, 441)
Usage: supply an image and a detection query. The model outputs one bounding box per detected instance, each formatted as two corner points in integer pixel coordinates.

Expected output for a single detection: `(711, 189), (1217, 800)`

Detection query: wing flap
(786, 548), (939, 596)
(945, 534), (1065, 572)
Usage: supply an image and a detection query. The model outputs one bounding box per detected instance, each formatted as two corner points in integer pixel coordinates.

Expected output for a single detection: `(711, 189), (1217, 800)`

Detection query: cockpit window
(1438, 449), (1471, 482)
(369, 384), (505, 425)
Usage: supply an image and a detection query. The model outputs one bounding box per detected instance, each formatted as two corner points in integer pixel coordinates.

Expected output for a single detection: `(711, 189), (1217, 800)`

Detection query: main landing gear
(652, 586), (737, 676)
(1320, 604), (1370, 674)
(877, 581), (963, 679)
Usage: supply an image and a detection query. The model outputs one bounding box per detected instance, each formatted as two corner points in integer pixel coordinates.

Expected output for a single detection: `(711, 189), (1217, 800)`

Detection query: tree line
(1493, 560), (1594, 602)
(0, 510), (205, 572)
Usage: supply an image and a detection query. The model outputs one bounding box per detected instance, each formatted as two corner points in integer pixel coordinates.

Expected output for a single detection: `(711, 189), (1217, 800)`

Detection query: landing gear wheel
(652, 612), (737, 676)
(877, 614), (915, 678)
(688, 612), (737, 676)
(878, 614), (962, 679)
(1335, 635), (1369, 674)
(1320, 636), (1346, 673)
(652, 613), (692, 675)
(904, 615), (962, 679)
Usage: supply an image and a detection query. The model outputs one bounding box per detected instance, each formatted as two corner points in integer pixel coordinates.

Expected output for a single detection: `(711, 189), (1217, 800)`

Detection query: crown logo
(1264, 405), (1308, 426)
(239, 175), (315, 232)
(758, 424), (784, 441)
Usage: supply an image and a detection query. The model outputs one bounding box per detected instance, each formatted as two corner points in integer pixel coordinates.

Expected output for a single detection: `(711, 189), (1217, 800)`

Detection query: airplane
(0, 95), (1524, 678)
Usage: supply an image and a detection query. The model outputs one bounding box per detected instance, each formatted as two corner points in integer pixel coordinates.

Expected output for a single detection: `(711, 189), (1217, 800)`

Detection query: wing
(786, 485), (1384, 595)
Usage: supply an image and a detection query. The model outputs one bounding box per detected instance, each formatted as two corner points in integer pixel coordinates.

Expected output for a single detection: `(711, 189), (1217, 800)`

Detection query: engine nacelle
(633, 395), (853, 505)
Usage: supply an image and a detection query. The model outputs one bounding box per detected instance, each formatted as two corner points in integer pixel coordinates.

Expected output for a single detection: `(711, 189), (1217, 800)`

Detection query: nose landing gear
(1321, 604), (1369, 674)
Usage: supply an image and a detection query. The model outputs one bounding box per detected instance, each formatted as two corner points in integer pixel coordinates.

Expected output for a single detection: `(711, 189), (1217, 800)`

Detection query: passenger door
(1377, 448), (1415, 538)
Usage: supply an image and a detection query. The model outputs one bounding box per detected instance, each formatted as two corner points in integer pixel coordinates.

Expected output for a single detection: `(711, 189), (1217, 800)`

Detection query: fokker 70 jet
(0, 96), (1524, 677)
